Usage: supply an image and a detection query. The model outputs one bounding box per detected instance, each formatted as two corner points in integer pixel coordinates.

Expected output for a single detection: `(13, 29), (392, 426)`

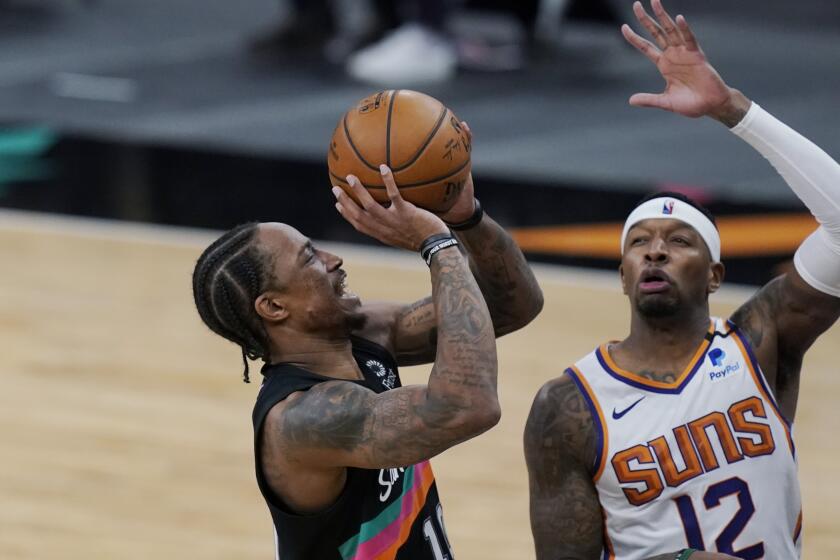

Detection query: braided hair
(192, 222), (274, 383)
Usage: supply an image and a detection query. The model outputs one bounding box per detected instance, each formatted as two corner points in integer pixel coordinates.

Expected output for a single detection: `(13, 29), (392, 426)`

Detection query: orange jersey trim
(597, 320), (715, 391)
(569, 366), (610, 482)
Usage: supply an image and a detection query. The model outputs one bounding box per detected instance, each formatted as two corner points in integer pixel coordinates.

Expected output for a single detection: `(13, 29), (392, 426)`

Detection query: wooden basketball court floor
(1, 209), (837, 559)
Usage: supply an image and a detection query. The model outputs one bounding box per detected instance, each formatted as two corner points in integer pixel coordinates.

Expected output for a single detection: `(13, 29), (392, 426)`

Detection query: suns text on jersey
(610, 396), (776, 506)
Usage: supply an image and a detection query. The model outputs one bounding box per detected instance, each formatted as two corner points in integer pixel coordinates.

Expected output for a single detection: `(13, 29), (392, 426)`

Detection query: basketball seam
(342, 112), (380, 173)
(391, 106), (449, 173)
(329, 158), (470, 190)
(385, 89), (398, 169)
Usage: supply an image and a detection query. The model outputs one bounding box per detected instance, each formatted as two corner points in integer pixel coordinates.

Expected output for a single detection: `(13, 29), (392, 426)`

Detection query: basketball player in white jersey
(525, 1), (840, 559)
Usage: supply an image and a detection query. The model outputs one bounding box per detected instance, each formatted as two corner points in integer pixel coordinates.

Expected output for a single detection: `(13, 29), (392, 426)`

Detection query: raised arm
(624, 0), (840, 418)
(385, 124), (543, 365)
(392, 182), (544, 365)
(439, 125), (544, 336)
(263, 165), (499, 470)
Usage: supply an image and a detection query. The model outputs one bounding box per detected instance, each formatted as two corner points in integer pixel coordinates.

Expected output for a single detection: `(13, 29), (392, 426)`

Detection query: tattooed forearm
(454, 214), (543, 335)
(427, 247), (498, 397)
(399, 297), (435, 329)
(392, 215), (542, 366)
(525, 376), (602, 559)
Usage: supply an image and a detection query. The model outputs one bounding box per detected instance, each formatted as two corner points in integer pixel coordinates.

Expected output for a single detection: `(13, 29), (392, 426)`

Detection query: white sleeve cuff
(730, 101), (761, 136)
(794, 228), (840, 298)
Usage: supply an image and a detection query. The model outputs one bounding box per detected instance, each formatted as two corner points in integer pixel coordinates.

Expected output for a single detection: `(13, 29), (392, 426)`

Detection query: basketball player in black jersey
(192, 156), (543, 558)
(524, 2), (840, 559)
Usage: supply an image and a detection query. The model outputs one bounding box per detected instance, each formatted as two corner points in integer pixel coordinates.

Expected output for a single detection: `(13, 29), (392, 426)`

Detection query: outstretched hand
(333, 166), (450, 252)
(622, 0), (750, 124)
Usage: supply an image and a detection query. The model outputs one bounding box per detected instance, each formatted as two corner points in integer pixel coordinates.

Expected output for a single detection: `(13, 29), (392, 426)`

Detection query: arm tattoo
(525, 376), (603, 560)
(428, 248), (497, 392)
(273, 247), (498, 469)
(730, 281), (777, 354)
(279, 382), (370, 451)
(731, 272), (840, 421)
(455, 214), (543, 335)
(392, 296), (438, 365)
(393, 214), (543, 365)
(276, 382), (470, 468)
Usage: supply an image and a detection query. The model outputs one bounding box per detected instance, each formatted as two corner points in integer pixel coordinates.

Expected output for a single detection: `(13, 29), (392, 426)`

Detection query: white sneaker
(345, 24), (457, 86)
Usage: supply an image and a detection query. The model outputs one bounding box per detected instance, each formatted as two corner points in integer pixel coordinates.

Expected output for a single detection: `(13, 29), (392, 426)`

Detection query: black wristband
(419, 233), (452, 254)
(419, 234), (459, 266)
(446, 198), (483, 231)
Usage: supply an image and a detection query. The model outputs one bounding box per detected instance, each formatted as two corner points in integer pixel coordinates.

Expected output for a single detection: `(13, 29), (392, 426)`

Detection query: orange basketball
(328, 90), (471, 213)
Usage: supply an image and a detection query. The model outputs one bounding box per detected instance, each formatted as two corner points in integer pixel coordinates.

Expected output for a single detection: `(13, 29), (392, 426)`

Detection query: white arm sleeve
(731, 103), (840, 296)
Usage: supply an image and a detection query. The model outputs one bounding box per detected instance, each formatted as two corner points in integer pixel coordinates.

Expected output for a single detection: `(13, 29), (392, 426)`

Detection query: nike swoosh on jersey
(612, 396), (645, 419)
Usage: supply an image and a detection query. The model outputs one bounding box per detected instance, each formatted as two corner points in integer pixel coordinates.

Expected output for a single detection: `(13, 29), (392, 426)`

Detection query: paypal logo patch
(707, 348), (740, 383)
(708, 348), (726, 367)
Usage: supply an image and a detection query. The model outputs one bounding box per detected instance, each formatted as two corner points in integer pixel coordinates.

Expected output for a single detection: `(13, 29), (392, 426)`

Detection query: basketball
(328, 90), (471, 213)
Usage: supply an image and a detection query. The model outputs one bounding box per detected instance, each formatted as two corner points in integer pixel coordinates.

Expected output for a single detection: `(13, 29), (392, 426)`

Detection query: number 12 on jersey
(674, 477), (764, 559)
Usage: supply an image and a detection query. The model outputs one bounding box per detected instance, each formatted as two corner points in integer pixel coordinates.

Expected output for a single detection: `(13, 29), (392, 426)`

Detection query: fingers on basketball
(347, 175), (378, 211)
(379, 165), (404, 206)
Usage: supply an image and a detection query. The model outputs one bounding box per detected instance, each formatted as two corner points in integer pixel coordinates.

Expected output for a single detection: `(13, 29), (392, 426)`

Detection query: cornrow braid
(192, 222), (274, 383)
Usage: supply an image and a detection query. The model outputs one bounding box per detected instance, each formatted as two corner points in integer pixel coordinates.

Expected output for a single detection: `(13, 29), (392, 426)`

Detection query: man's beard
(636, 294), (682, 318)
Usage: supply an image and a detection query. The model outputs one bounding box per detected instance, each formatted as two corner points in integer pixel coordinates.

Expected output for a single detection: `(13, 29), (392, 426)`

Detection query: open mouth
(639, 269), (672, 294)
(336, 270), (356, 299)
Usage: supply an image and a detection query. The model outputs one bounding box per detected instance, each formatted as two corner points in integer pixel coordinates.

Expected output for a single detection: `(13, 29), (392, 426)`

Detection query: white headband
(620, 197), (721, 262)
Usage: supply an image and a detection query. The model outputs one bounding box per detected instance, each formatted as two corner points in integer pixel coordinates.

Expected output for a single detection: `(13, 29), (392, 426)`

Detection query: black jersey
(252, 336), (452, 560)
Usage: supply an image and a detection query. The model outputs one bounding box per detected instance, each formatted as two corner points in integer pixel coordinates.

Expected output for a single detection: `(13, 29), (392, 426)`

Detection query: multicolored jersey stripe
(339, 461), (435, 560)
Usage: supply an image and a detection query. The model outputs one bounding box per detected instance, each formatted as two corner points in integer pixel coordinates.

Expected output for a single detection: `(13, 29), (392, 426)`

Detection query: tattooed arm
(456, 211), (544, 335)
(266, 246), (499, 471)
(393, 179), (544, 366)
(444, 127), (543, 337)
(524, 374), (738, 559)
(730, 272), (840, 421)
(524, 375), (603, 559)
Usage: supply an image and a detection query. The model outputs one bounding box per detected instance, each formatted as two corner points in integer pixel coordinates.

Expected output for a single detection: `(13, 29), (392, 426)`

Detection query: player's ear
(707, 261), (725, 294)
(255, 292), (289, 323)
(619, 264), (629, 295)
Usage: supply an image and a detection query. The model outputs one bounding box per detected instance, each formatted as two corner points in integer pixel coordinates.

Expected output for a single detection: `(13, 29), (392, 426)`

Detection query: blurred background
(1, 0), (838, 281)
(1, 0), (839, 558)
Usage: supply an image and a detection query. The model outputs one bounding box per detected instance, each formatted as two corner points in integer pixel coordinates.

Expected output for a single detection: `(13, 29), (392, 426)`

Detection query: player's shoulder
(526, 373), (597, 466)
(530, 373), (587, 418)
(528, 374), (593, 440)
(265, 381), (377, 443)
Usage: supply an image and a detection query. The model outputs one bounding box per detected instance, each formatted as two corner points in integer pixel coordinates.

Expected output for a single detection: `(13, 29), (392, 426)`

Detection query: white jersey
(568, 318), (801, 560)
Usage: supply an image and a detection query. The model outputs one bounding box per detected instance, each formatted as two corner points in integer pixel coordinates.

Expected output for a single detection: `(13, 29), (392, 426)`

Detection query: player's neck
(269, 334), (363, 380)
(619, 307), (711, 364)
